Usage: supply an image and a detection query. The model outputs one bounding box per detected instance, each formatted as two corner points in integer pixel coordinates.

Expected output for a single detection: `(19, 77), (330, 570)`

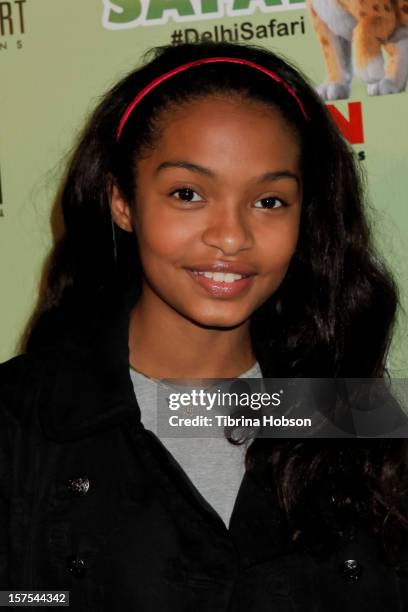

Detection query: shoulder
(0, 351), (44, 385)
(0, 353), (47, 492)
(1, 336), (139, 443)
(0, 350), (56, 427)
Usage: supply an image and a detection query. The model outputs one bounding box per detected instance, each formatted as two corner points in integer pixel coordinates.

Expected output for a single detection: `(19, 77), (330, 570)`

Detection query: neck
(128, 294), (256, 379)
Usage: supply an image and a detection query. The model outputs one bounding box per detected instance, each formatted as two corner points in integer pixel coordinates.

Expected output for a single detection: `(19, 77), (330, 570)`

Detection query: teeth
(193, 271), (244, 283)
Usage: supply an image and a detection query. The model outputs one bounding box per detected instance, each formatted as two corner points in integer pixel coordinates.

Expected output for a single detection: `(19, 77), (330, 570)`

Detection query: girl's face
(112, 95), (302, 329)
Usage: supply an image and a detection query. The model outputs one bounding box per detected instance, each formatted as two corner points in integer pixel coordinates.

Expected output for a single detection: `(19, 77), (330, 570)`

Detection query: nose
(201, 203), (254, 256)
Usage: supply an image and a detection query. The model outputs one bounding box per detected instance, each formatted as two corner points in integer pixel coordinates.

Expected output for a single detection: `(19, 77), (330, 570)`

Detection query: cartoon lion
(307, 0), (408, 100)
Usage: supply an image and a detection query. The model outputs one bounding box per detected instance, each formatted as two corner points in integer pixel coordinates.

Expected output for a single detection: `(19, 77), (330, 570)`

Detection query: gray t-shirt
(129, 361), (262, 527)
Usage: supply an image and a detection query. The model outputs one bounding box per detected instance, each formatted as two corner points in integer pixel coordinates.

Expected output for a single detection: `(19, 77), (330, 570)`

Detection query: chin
(184, 308), (250, 330)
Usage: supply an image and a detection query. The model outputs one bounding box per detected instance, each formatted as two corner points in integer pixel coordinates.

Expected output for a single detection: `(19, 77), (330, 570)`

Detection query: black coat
(0, 294), (407, 611)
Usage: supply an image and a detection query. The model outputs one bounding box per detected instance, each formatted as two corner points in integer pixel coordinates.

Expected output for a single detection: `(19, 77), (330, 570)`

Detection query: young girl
(0, 41), (407, 611)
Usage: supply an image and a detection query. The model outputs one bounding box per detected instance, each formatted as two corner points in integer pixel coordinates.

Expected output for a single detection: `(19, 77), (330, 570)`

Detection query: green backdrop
(1, 0), (407, 374)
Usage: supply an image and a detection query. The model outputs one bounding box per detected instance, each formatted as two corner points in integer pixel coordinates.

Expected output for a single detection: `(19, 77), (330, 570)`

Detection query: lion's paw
(367, 78), (405, 95)
(316, 81), (351, 101)
(355, 55), (384, 84)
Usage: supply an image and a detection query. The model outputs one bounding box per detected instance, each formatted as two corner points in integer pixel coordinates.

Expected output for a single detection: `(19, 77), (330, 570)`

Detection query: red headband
(116, 56), (308, 141)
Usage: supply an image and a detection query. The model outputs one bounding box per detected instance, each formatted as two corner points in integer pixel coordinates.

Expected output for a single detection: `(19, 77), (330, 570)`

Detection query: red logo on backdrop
(328, 102), (364, 145)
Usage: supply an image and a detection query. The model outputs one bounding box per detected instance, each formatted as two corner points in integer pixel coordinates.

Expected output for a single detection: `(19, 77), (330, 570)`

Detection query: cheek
(135, 210), (195, 264)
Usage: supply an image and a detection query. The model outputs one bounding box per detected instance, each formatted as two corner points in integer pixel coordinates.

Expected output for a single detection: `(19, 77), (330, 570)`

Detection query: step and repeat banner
(0, 0), (407, 373)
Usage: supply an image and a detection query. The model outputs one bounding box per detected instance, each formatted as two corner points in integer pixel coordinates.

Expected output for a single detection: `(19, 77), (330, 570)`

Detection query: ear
(109, 183), (133, 233)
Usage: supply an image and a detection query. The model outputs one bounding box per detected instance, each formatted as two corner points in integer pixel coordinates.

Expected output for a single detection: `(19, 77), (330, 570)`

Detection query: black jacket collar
(35, 286), (141, 442)
(34, 287), (266, 442)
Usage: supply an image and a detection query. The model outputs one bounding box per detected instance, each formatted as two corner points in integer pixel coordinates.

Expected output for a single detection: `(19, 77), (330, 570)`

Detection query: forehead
(144, 95), (301, 171)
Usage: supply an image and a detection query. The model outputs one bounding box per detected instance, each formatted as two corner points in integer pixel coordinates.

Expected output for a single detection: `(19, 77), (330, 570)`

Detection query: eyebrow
(155, 160), (300, 185)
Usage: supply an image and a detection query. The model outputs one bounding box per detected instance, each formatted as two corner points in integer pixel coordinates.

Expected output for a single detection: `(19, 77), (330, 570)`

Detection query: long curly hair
(22, 41), (407, 563)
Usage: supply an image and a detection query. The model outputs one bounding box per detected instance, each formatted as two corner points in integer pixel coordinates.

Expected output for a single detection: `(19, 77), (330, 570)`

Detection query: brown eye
(172, 188), (203, 202)
(254, 197), (286, 209)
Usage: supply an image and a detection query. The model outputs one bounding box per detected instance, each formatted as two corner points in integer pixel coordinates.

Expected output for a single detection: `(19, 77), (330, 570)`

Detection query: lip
(186, 268), (256, 298)
(185, 261), (257, 276)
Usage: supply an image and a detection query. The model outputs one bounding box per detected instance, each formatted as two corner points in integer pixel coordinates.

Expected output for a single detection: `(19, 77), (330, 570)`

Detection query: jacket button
(67, 476), (90, 496)
(66, 556), (87, 577)
(341, 559), (363, 582)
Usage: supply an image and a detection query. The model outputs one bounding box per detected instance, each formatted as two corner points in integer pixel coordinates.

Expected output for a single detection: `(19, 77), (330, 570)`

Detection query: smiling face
(111, 94), (302, 330)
